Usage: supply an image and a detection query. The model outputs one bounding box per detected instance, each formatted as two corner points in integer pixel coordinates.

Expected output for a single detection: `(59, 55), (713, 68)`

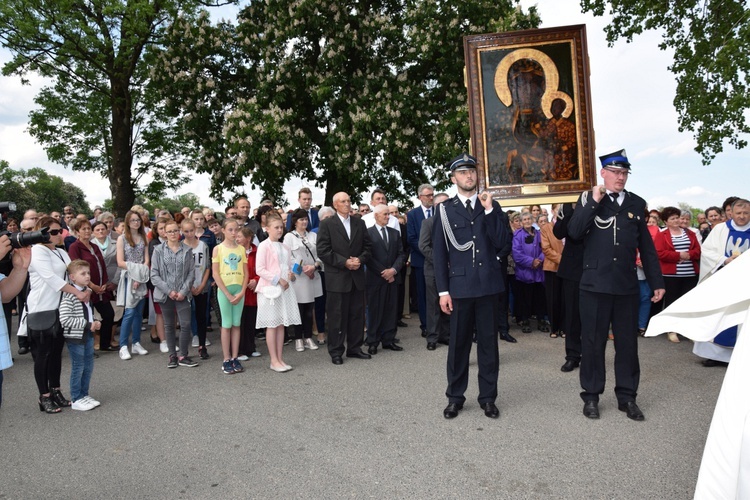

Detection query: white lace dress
(255, 241), (302, 328)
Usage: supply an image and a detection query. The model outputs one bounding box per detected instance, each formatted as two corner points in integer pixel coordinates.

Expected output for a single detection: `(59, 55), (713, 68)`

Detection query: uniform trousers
(446, 293), (499, 405)
(579, 290), (640, 404)
(562, 278), (582, 362)
(326, 283), (365, 358)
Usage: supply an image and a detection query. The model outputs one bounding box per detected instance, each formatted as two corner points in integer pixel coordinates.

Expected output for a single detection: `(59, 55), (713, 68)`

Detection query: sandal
(549, 331), (558, 339)
(560, 331), (566, 338)
(521, 320), (532, 333)
(537, 321), (550, 333)
(638, 328), (646, 337)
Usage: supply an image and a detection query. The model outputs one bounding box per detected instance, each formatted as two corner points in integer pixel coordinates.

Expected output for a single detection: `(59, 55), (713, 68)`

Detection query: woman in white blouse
(283, 209), (323, 352)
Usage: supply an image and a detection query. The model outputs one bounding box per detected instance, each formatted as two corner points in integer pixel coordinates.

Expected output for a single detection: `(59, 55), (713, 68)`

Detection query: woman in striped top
(654, 206), (701, 343)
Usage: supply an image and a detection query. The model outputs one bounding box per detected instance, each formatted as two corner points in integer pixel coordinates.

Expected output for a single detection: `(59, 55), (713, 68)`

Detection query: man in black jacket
(567, 149), (665, 421)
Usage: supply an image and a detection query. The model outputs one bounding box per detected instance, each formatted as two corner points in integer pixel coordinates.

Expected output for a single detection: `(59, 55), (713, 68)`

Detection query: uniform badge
(628, 212), (633, 219)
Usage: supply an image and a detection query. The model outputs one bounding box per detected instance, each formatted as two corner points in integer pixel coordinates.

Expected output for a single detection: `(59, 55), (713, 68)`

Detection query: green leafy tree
(0, 0), (232, 217)
(0, 161), (91, 217)
(581, 0), (750, 164)
(149, 1), (540, 205)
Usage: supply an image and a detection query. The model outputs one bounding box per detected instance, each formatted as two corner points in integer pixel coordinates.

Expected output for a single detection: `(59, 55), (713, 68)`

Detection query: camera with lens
(0, 201), (51, 248)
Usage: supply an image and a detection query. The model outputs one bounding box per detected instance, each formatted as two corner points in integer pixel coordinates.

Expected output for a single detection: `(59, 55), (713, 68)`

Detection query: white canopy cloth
(646, 251), (749, 499)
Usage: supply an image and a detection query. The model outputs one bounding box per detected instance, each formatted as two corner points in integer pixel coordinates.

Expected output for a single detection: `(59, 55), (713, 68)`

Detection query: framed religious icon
(464, 25), (596, 206)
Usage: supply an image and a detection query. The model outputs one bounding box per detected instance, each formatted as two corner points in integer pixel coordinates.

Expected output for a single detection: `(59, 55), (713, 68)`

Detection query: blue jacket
(406, 206), (428, 267)
(512, 228), (544, 284)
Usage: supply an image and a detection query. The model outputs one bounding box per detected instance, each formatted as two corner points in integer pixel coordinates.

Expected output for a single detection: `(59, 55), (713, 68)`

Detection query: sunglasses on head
(48, 229), (63, 236)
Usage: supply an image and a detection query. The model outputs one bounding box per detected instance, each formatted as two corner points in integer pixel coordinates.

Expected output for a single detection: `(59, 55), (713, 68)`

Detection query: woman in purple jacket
(512, 212), (549, 333)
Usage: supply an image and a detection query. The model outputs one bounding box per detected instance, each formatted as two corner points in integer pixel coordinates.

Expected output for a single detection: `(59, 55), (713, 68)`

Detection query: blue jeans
(67, 335), (94, 402)
(638, 280), (652, 330)
(120, 295), (146, 348)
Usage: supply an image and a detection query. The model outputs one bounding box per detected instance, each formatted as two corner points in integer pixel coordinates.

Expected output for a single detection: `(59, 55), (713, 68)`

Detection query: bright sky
(0, 0), (746, 212)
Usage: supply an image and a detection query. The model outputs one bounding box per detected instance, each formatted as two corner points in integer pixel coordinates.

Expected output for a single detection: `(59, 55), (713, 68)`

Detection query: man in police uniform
(432, 153), (510, 419)
(567, 149), (665, 421)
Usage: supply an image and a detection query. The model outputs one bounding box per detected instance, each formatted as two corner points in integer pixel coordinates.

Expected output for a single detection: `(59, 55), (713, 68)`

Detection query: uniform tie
(465, 199), (473, 214)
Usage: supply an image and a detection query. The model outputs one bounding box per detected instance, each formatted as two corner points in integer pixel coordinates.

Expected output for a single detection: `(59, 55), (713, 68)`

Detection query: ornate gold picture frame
(464, 25), (596, 205)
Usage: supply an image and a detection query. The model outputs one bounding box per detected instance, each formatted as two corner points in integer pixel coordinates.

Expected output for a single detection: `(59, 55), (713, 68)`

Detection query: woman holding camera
(27, 216), (90, 413)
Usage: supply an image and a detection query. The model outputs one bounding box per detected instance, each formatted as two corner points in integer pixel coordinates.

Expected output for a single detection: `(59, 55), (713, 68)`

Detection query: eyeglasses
(603, 168), (630, 178)
(129, 218), (142, 223)
(420, 193), (434, 198)
(48, 229), (63, 236)
(166, 230), (180, 234)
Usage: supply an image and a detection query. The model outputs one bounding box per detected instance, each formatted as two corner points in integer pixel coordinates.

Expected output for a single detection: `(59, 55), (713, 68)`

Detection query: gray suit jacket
(418, 216), (437, 277)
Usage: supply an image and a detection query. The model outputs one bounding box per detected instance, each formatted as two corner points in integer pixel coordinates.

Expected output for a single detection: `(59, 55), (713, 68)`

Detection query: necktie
(381, 227), (388, 245)
(465, 199), (473, 214)
(425, 208), (431, 219)
(610, 192), (619, 202)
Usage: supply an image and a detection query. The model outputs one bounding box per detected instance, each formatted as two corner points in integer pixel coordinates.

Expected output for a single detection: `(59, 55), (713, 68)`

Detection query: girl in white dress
(255, 214), (301, 372)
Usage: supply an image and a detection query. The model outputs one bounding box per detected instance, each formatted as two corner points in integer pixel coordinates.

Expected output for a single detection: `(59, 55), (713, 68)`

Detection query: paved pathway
(0, 319), (722, 498)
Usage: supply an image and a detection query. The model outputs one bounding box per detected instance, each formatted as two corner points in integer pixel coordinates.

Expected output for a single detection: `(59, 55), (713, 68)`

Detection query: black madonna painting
(464, 25), (596, 204)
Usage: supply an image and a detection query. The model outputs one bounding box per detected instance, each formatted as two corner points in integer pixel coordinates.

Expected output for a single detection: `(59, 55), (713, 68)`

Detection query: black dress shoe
(561, 359), (580, 372)
(397, 320), (408, 327)
(18, 346), (29, 355)
(443, 402), (463, 419)
(426, 342), (437, 351)
(583, 400), (600, 419)
(421, 329), (427, 338)
(702, 359), (728, 367)
(346, 350), (372, 360)
(618, 401), (645, 421)
(331, 356), (343, 365)
(499, 331), (517, 343)
(367, 345), (378, 355)
(480, 402), (500, 418)
(381, 343), (403, 351)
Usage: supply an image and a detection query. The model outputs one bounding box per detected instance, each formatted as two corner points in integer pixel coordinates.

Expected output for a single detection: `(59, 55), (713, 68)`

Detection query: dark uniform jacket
(567, 190), (664, 295)
(552, 204), (584, 282)
(432, 196), (510, 299)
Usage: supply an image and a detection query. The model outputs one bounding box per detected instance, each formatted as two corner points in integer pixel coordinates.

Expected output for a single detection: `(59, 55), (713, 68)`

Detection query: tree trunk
(110, 78), (135, 217)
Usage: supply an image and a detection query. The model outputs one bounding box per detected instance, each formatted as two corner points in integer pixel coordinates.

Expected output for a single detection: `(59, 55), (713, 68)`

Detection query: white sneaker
(119, 346), (132, 360)
(295, 339), (305, 352)
(159, 341), (169, 353)
(132, 342), (148, 355)
(237, 355), (249, 361)
(72, 398), (95, 411)
(192, 335), (199, 347)
(251, 351), (261, 357)
(304, 338), (319, 350)
(205, 338), (212, 346)
(82, 396), (101, 407)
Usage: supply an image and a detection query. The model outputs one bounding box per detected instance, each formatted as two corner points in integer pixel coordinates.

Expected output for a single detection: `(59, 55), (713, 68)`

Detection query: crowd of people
(0, 180), (747, 418)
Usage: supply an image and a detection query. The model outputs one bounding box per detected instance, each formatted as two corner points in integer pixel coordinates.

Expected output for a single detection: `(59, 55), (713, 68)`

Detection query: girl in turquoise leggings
(211, 219), (248, 374)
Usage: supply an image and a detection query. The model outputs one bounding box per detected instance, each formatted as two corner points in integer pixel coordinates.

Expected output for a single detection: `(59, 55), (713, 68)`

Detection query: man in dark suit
(432, 153), (510, 419)
(567, 149), (665, 421)
(406, 184), (435, 337)
(365, 205), (405, 354)
(286, 187), (319, 231)
(234, 197), (261, 236)
(418, 192), (451, 350)
(316, 192), (372, 365)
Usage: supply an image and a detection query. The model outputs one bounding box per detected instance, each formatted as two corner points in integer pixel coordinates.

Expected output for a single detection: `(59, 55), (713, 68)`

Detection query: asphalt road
(0, 317), (724, 499)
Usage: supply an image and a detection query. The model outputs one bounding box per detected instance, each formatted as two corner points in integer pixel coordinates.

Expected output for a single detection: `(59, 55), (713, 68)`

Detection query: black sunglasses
(48, 229), (63, 236)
